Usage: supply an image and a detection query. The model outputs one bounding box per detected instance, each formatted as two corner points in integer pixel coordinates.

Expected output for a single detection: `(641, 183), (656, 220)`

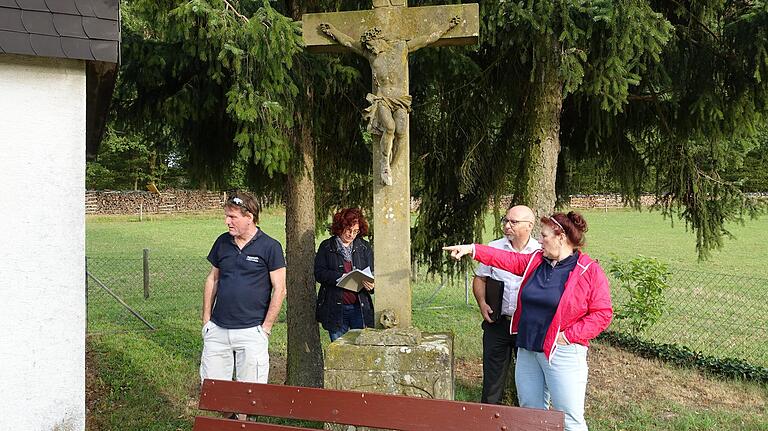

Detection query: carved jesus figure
(319, 15), (461, 186)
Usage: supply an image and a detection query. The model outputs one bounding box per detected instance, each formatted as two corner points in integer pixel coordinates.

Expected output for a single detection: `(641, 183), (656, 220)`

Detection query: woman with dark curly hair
(314, 208), (374, 341)
(444, 211), (612, 431)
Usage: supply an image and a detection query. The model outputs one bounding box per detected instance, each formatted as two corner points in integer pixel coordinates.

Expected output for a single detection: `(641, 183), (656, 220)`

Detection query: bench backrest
(195, 379), (564, 431)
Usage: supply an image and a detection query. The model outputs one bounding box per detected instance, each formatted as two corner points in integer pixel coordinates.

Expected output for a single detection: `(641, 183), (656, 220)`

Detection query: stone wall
(87, 192), (765, 215)
(85, 189), (226, 215)
(411, 194), (659, 212)
(568, 194), (658, 209)
(562, 193), (765, 209)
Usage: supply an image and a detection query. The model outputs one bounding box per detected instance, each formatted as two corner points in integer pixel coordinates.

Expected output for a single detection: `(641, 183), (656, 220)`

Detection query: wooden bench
(193, 378), (564, 431)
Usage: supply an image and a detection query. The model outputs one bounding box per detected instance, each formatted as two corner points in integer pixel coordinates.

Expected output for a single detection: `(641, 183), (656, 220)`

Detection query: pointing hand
(442, 244), (474, 260)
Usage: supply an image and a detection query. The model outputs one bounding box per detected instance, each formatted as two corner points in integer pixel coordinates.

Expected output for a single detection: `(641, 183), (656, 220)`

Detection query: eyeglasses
(228, 196), (250, 213)
(501, 217), (533, 226)
(344, 228), (360, 235)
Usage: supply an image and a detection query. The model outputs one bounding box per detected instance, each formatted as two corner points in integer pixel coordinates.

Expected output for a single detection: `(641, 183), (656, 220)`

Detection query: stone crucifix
(303, 1), (479, 328)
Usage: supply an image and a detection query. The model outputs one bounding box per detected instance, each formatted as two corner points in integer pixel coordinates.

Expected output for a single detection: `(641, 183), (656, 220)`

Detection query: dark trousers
(328, 303), (365, 342)
(481, 317), (517, 404)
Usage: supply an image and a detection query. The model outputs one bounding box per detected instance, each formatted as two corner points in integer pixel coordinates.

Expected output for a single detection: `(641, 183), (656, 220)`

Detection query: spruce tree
(116, 0), (367, 386)
(410, 0), (768, 270)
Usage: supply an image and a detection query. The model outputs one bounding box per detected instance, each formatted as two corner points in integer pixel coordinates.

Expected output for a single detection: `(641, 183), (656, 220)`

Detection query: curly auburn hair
(541, 211), (589, 248)
(330, 208), (369, 238)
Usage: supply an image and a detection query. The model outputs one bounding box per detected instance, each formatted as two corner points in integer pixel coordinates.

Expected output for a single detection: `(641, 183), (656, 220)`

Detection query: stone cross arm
(302, 3), (479, 54)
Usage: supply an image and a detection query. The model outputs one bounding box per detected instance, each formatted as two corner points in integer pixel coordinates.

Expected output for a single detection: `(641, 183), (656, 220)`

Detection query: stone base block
(323, 330), (454, 430)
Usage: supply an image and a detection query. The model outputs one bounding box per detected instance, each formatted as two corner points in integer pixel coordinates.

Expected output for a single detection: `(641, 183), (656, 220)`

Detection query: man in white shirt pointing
(473, 205), (540, 404)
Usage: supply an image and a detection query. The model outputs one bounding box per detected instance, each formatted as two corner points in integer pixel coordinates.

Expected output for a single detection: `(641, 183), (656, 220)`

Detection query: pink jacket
(474, 244), (613, 361)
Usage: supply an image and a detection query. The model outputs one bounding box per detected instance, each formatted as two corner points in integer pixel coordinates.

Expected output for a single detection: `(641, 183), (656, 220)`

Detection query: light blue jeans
(515, 344), (589, 431)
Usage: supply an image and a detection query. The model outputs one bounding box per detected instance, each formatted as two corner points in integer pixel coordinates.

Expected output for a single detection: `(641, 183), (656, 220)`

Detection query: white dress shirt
(475, 236), (541, 317)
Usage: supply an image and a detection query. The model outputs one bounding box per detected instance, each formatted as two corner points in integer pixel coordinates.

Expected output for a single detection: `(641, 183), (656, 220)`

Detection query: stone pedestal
(324, 328), (454, 402)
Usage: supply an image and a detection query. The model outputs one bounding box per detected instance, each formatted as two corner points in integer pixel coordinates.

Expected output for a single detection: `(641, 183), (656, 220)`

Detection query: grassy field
(87, 207), (768, 273)
(85, 208), (768, 430)
(86, 208), (768, 362)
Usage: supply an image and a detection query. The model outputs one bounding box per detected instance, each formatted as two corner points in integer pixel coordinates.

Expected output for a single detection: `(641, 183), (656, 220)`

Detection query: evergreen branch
(696, 167), (738, 187)
(665, 0), (721, 42)
(643, 82), (739, 190)
(647, 88), (674, 137)
(222, 0), (249, 22)
(679, 29), (736, 61)
(651, 111), (723, 190)
(412, 55), (503, 109)
(627, 92), (671, 101)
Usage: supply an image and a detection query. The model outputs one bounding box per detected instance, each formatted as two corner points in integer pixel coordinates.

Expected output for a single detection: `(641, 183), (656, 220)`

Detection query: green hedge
(598, 331), (768, 384)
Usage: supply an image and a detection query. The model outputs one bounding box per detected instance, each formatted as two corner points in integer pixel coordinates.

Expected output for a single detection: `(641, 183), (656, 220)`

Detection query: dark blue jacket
(314, 236), (374, 331)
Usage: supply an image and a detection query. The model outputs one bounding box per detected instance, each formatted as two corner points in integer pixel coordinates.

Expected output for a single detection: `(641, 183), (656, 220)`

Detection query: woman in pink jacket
(444, 211), (612, 431)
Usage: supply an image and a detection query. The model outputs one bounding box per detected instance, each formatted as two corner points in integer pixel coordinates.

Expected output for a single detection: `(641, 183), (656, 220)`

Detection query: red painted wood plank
(193, 416), (314, 431)
(198, 379), (563, 431)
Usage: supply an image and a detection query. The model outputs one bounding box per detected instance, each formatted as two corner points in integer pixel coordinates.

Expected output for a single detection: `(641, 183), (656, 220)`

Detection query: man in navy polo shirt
(200, 191), (287, 396)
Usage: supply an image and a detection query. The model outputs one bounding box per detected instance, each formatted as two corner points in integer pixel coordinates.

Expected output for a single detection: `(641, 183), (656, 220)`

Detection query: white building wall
(0, 54), (86, 431)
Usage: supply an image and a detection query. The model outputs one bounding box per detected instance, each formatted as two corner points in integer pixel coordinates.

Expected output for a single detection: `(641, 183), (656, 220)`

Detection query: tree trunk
(284, 0), (323, 388)
(520, 36), (564, 226)
(285, 108), (324, 388)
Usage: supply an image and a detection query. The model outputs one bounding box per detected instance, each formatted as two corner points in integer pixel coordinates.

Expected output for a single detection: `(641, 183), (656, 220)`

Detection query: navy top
(207, 229), (286, 329)
(517, 252), (579, 352)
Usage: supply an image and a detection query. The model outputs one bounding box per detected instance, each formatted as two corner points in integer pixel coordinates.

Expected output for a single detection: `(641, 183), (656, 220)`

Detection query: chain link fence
(86, 254), (767, 367)
(86, 255), (208, 333)
(608, 269), (768, 367)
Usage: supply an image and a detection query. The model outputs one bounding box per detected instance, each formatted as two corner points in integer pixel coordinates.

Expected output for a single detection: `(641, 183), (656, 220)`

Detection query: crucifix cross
(303, 1), (479, 328)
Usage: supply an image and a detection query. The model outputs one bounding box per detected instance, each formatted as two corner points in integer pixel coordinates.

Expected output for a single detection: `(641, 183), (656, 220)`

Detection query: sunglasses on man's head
(228, 197), (250, 213)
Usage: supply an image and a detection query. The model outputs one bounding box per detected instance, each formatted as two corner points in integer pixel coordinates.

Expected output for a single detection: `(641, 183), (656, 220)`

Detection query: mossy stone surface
(324, 330), (454, 400)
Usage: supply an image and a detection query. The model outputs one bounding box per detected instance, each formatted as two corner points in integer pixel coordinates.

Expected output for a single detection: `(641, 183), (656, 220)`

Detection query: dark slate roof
(0, 0), (119, 63)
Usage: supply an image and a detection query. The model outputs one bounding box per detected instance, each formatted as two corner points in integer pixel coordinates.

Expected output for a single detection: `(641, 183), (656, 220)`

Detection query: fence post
(465, 269), (470, 305)
(143, 248), (150, 299)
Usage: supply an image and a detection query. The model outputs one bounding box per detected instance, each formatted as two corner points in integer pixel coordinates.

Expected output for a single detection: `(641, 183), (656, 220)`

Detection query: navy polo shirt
(517, 252), (579, 352)
(207, 229), (286, 329)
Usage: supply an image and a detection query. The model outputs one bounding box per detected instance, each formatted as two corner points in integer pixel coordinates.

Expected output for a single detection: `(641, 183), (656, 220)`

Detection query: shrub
(608, 256), (671, 336)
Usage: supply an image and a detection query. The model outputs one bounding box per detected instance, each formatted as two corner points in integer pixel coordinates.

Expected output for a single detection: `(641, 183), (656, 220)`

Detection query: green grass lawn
(85, 207), (768, 431)
(473, 207), (768, 277)
(86, 207), (288, 257)
(87, 207), (768, 274)
(86, 207), (768, 363)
